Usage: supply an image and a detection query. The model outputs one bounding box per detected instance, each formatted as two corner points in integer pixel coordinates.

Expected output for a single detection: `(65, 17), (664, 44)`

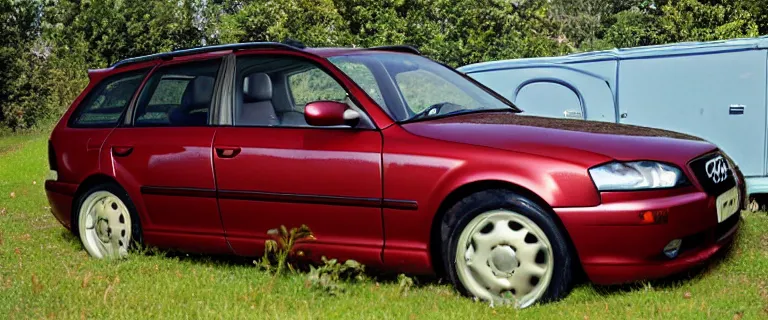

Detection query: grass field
(1, 133), (767, 319)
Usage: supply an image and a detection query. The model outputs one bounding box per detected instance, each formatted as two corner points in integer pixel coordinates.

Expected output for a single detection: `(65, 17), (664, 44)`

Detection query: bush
(307, 257), (367, 295)
(256, 224), (316, 275)
(2, 0), (767, 130)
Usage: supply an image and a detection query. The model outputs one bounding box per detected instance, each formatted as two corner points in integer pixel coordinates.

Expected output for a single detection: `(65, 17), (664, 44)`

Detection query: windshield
(328, 53), (518, 122)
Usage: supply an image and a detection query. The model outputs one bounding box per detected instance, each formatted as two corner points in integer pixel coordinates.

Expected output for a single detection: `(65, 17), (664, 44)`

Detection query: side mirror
(304, 101), (360, 127)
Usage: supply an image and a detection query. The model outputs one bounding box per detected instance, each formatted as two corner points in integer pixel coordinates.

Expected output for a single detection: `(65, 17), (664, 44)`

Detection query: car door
(103, 57), (230, 254)
(212, 52), (384, 266)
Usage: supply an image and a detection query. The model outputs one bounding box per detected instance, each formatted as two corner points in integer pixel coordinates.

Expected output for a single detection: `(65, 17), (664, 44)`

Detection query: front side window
(133, 59), (221, 126)
(70, 69), (148, 127)
(287, 68), (347, 111)
(234, 55), (351, 127)
(332, 60), (387, 108)
(329, 53), (518, 122)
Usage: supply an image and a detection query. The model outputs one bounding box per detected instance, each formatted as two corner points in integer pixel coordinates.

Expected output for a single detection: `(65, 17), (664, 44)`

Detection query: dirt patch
(761, 234), (768, 254)
(0, 144), (23, 156)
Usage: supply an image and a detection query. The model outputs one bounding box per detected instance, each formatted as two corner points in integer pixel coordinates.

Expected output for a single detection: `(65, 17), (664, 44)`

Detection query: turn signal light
(639, 210), (668, 224)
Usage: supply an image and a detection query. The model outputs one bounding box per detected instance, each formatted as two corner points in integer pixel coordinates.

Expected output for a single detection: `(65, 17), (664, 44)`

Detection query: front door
(213, 53), (384, 266)
(105, 57), (229, 253)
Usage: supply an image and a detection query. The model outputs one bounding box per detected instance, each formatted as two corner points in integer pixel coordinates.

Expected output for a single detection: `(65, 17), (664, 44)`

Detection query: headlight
(589, 161), (687, 191)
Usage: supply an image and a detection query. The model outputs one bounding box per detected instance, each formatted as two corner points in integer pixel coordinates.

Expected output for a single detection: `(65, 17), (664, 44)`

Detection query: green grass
(1, 134), (767, 319)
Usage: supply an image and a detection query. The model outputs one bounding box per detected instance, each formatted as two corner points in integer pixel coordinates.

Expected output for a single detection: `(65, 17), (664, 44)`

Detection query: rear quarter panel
(47, 62), (158, 228)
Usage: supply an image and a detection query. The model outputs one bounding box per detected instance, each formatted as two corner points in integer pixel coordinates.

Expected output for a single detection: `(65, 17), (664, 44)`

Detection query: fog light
(663, 239), (682, 259)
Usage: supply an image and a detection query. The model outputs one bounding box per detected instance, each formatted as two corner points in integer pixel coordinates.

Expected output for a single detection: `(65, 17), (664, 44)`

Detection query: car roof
(104, 42), (421, 71)
(458, 35), (768, 73)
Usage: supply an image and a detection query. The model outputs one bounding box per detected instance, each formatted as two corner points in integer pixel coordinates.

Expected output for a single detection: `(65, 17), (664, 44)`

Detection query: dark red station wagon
(45, 42), (745, 307)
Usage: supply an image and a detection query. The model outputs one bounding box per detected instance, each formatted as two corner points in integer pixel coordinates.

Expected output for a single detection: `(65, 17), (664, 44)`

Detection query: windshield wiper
(402, 107), (512, 124)
(407, 102), (455, 121)
(438, 108), (512, 118)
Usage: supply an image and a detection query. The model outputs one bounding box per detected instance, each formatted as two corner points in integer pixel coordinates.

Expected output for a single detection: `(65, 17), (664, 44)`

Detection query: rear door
(103, 57), (229, 253)
(618, 50), (767, 177)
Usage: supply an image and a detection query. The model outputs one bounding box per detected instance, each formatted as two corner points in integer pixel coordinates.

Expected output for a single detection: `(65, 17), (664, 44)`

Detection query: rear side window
(133, 59), (221, 127)
(69, 69), (148, 127)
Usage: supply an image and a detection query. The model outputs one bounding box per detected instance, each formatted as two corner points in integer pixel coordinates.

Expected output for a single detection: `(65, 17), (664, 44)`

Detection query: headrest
(244, 73), (272, 102)
(182, 76), (215, 107)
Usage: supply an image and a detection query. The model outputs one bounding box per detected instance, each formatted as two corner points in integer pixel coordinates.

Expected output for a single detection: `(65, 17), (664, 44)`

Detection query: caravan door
(618, 49), (767, 178)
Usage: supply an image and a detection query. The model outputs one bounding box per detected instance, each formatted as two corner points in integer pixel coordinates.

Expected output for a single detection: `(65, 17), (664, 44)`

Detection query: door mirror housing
(304, 101), (360, 127)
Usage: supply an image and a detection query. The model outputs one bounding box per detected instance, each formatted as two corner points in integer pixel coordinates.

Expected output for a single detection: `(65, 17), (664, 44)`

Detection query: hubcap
(455, 209), (554, 308)
(78, 191), (132, 259)
(490, 245), (518, 276)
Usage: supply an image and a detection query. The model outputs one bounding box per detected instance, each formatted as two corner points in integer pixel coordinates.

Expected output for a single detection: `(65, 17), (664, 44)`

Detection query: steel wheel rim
(455, 209), (554, 308)
(78, 191), (132, 259)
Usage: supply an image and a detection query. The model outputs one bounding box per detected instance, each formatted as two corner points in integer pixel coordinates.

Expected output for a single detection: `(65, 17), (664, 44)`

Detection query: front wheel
(74, 183), (141, 259)
(440, 189), (573, 308)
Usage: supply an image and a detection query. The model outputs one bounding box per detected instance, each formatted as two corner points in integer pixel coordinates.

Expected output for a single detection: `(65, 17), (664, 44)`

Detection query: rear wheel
(440, 189), (573, 308)
(75, 183), (141, 259)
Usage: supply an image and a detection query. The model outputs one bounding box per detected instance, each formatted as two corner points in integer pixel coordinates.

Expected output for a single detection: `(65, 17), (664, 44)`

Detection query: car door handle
(112, 146), (133, 157)
(215, 146), (241, 158)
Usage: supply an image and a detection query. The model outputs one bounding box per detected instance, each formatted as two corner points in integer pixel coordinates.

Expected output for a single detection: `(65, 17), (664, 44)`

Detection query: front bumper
(555, 187), (741, 285)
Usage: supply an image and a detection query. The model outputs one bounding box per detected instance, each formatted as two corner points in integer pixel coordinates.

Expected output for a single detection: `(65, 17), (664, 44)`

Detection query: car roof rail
(369, 45), (422, 55)
(110, 41), (421, 69)
(109, 41), (304, 69)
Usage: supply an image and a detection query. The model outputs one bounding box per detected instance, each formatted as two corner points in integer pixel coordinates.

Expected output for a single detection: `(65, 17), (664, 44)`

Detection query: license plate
(716, 186), (740, 223)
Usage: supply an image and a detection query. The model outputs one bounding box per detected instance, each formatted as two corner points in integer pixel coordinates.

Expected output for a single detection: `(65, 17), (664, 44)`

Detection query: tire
(440, 189), (573, 308)
(73, 182), (142, 259)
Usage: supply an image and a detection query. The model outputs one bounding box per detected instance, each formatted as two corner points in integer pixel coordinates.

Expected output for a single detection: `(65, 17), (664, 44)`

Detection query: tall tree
(403, 0), (568, 66)
(45, 0), (206, 68)
(215, 0), (353, 46)
(656, 0), (758, 43)
(0, 0), (46, 128)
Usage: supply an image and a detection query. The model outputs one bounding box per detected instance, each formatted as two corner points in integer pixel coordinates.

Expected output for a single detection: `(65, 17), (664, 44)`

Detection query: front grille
(658, 212), (740, 261)
(689, 151), (736, 196)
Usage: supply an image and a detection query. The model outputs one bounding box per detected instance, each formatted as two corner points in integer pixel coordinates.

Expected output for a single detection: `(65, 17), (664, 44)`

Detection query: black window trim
(68, 68), (152, 129)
